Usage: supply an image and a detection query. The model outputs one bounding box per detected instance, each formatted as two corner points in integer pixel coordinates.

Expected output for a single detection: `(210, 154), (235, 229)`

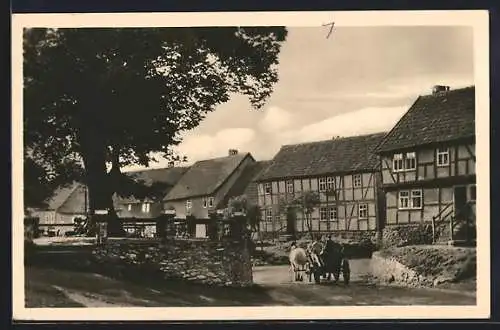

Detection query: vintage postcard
(12, 10), (490, 321)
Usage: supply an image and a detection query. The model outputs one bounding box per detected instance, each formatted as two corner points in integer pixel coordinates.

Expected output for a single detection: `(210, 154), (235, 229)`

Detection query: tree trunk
(106, 146), (124, 236)
(79, 133), (123, 237)
(307, 213), (314, 240)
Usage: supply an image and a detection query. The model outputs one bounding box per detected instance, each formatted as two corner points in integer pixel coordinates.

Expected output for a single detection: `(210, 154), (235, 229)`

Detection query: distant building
(113, 166), (189, 237)
(114, 166), (189, 219)
(29, 182), (88, 236)
(162, 150), (256, 238)
(255, 133), (387, 238)
(218, 159), (272, 211)
(375, 86), (476, 243)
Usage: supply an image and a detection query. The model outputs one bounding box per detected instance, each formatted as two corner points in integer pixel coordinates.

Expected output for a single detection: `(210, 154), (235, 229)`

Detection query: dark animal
(321, 239), (350, 285)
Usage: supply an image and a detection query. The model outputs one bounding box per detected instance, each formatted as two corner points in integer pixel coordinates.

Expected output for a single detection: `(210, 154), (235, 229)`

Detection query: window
(329, 207), (338, 221)
(411, 190), (422, 208)
(186, 200), (192, 210)
(399, 191), (410, 209)
(264, 183), (272, 195)
(319, 178), (327, 192)
(353, 174), (362, 188)
(286, 180), (294, 193)
(320, 207), (328, 221)
(326, 177), (335, 190)
(469, 185), (476, 201)
(265, 209), (273, 222)
(141, 203), (150, 213)
(208, 197), (214, 208)
(202, 197), (207, 208)
(127, 204), (132, 211)
(398, 189), (423, 209)
(393, 153), (404, 172)
(405, 152), (416, 170)
(437, 148), (449, 166)
(358, 204), (368, 219)
(393, 152), (417, 172)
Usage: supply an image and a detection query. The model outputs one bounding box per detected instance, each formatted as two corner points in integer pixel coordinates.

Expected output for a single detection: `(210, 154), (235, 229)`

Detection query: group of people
(290, 234), (344, 269)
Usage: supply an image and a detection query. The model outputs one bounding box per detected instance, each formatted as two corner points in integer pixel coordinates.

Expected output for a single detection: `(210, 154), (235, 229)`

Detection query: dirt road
(25, 256), (475, 307)
(252, 263), (475, 306)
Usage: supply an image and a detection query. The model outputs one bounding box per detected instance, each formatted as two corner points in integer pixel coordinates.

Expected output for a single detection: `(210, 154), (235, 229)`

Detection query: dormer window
(437, 148), (450, 166)
(326, 177), (335, 190)
(393, 153), (404, 172)
(405, 152), (416, 170)
(319, 178), (326, 192)
(264, 183), (272, 195)
(141, 203), (150, 213)
(393, 152), (416, 172)
(353, 174), (362, 188)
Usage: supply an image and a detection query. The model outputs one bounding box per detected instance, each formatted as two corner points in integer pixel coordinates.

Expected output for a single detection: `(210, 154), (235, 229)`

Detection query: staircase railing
(432, 200), (475, 244)
(431, 202), (453, 243)
(273, 224), (287, 240)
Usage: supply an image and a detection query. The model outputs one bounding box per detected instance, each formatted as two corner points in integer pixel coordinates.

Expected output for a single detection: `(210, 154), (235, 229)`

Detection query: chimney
(228, 149), (238, 156)
(168, 161), (175, 168)
(432, 85), (450, 96)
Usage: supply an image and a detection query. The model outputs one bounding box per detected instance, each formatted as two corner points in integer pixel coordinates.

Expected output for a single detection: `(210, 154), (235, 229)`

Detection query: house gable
(375, 86), (475, 154)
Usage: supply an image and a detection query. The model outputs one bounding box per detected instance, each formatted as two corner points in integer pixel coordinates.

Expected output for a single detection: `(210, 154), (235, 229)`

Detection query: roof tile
(257, 133), (386, 181)
(376, 86), (475, 153)
(163, 153), (253, 201)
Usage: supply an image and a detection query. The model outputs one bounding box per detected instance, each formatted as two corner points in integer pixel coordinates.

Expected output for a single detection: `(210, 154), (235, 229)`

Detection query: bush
(381, 224), (433, 248)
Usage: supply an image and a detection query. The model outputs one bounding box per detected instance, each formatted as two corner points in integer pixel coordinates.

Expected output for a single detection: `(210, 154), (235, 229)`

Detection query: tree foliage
(23, 27), (288, 223)
(290, 191), (321, 238)
(227, 194), (262, 233)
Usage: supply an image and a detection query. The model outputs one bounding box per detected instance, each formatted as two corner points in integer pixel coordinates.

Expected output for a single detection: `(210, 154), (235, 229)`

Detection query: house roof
(163, 153), (254, 201)
(56, 167), (189, 214)
(117, 166), (189, 204)
(375, 86), (475, 153)
(42, 182), (81, 211)
(220, 160), (272, 207)
(57, 183), (123, 214)
(257, 133), (386, 182)
(57, 183), (88, 214)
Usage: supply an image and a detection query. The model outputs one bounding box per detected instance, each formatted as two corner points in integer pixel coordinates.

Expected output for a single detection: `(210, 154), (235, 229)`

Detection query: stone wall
(370, 251), (426, 287)
(93, 238), (253, 287)
(370, 246), (476, 288)
(381, 224), (433, 248)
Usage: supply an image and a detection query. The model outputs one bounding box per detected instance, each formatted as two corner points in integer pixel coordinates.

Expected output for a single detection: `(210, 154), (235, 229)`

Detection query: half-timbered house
(162, 150), (256, 238)
(255, 133), (387, 238)
(375, 85), (476, 243)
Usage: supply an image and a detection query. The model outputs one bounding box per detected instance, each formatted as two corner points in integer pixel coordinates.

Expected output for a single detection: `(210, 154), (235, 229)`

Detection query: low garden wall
(381, 224), (433, 249)
(93, 238), (253, 287)
(370, 245), (476, 288)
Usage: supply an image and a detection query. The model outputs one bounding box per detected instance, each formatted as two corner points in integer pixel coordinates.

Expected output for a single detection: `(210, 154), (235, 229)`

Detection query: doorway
(195, 223), (207, 238)
(453, 186), (468, 220)
(286, 208), (297, 237)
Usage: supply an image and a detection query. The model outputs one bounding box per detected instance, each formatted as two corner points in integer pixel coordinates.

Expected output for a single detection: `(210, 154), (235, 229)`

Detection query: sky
(123, 25), (474, 172)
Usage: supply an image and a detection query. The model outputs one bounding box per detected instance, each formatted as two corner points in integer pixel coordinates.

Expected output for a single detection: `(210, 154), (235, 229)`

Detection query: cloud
(258, 106), (293, 133)
(385, 75), (474, 97)
(121, 128), (256, 172)
(278, 105), (409, 145)
(176, 128), (256, 164)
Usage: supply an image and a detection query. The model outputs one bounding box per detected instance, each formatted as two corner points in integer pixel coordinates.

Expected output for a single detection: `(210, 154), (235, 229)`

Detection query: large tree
(24, 27), (287, 233)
